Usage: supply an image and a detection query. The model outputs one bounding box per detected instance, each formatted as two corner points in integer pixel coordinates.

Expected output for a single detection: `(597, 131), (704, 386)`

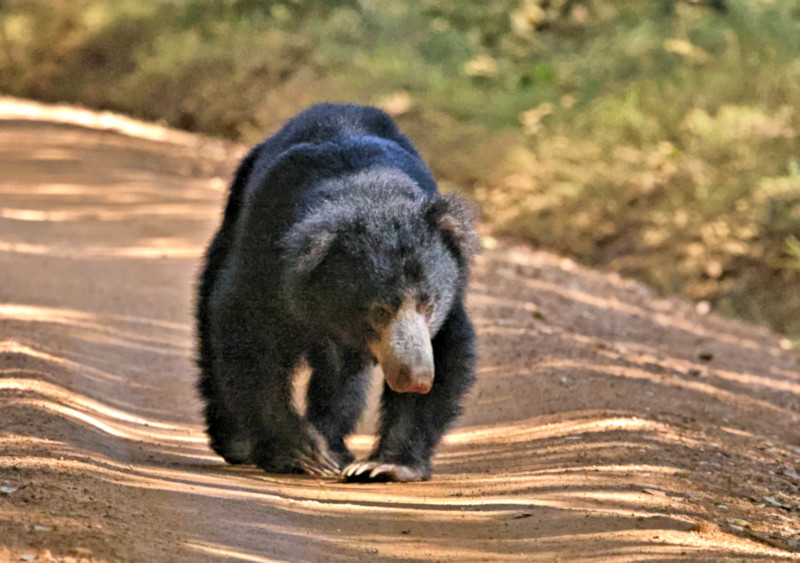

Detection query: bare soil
(1, 98), (799, 562)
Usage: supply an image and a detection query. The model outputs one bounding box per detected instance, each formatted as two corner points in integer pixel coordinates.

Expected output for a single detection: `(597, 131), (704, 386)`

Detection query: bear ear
(424, 194), (479, 265)
(281, 226), (337, 278)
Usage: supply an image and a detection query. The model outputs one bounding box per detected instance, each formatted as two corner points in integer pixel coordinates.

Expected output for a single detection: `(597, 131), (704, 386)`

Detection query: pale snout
(370, 307), (434, 394)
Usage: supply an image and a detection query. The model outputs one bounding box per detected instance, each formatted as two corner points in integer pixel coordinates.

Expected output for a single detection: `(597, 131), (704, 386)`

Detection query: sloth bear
(196, 104), (477, 482)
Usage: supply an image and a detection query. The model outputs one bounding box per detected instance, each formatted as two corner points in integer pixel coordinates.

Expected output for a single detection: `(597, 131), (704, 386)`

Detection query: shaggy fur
(196, 104), (477, 481)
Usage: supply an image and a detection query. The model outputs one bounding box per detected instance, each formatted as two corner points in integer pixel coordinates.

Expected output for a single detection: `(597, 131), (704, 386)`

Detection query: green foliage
(1, 0), (799, 335)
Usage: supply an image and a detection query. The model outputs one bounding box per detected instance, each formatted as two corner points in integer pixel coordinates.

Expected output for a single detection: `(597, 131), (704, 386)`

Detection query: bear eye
(368, 304), (393, 328)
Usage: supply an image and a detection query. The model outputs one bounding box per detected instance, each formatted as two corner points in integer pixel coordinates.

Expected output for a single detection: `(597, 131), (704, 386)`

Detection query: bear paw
(251, 425), (340, 477)
(213, 437), (252, 465)
(341, 461), (429, 483)
(293, 425), (341, 478)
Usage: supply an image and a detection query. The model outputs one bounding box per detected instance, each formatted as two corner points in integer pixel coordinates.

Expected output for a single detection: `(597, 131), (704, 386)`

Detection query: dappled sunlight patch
(0, 203), (214, 223)
(0, 239), (203, 259)
(435, 440), (683, 468)
(444, 415), (669, 446)
(0, 339), (128, 385)
(0, 183), (108, 196)
(1, 378), (201, 438)
(0, 97), (209, 147)
(711, 368), (800, 396)
(478, 324), (536, 338)
(4, 396), (206, 445)
(0, 303), (189, 333)
(184, 541), (275, 563)
(0, 307), (191, 358)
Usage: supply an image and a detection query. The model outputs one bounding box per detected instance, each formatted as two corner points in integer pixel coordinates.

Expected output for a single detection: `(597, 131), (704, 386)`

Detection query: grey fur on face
(368, 295), (435, 394)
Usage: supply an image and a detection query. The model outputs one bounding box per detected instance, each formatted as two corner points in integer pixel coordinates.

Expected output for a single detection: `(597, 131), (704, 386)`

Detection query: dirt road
(1, 98), (798, 562)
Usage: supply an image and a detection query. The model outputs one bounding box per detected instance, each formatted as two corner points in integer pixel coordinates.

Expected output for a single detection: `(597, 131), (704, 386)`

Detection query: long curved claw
(297, 452), (338, 477)
(341, 461), (427, 483)
(342, 461), (375, 479)
(293, 425), (341, 478)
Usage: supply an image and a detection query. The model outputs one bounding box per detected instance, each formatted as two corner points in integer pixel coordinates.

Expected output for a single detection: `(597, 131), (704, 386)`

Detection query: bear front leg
(211, 319), (340, 477)
(343, 302), (477, 482)
(305, 341), (372, 468)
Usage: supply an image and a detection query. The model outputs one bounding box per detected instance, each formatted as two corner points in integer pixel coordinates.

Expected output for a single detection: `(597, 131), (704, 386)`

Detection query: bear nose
(391, 362), (434, 395)
(370, 304), (434, 394)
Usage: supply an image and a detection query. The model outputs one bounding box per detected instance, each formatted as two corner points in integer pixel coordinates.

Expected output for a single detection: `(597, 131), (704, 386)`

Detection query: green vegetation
(1, 0), (799, 336)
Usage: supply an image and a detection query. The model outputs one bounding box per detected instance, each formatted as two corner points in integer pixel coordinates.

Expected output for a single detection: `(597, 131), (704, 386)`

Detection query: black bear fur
(196, 103), (477, 482)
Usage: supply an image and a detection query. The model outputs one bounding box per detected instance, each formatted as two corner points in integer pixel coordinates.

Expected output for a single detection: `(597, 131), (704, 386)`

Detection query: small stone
(33, 525), (52, 532)
(782, 467), (800, 481)
(70, 547), (93, 557)
(0, 485), (18, 494)
(20, 556), (35, 562)
(763, 495), (789, 508)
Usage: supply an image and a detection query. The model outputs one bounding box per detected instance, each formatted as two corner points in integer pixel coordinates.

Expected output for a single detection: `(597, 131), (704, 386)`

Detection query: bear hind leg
(198, 370), (252, 465)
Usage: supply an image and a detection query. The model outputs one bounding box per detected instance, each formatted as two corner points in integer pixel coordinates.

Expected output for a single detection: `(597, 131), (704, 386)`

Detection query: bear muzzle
(370, 305), (434, 394)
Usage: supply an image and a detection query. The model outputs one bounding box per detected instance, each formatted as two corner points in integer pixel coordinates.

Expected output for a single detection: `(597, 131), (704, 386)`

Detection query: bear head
(280, 171), (477, 394)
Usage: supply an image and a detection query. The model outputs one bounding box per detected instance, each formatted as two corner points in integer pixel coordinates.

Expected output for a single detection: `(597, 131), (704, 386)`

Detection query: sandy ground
(0, 98), (799, 562)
